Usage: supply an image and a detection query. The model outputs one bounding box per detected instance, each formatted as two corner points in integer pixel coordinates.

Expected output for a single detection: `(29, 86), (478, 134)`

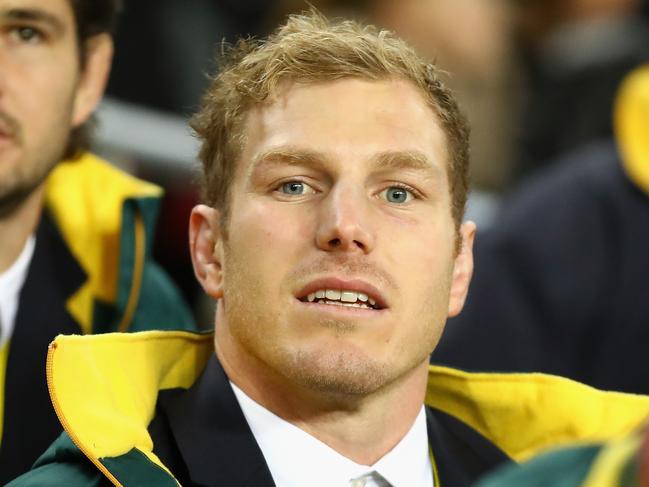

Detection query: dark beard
(0, 163), (56, 219)
(0, 110), (68, 219)
(0, 174), (47, 220)
(0, 184), (36, 218)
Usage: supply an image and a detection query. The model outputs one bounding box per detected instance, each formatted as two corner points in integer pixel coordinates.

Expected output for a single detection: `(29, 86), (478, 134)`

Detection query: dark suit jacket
(0, 213), (85, 484)
(148, 355), (512, 487)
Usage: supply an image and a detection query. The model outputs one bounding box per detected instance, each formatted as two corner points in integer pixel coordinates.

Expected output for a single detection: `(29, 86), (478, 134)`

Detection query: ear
(447, 221), (476, 318)
(71, 33), (113, 127)
(189, 205), (225, 299)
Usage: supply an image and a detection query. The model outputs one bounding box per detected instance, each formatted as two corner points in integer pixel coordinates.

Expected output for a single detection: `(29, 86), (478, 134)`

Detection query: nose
(315, 184), (375, 254)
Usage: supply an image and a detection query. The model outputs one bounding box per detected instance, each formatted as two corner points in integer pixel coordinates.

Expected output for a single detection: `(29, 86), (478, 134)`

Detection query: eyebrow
(250, 147), (331, 174)
(2, 8), (66, 36)
(372, 150), (443, 178)
(251, 147), (444, 178)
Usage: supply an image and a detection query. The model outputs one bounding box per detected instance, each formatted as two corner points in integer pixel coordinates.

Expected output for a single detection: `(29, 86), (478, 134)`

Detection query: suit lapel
(0, 211), (85, 484)
(426, 406), (512, 487)
(151, 355), (512, 487)
(153, 354), (276, 487)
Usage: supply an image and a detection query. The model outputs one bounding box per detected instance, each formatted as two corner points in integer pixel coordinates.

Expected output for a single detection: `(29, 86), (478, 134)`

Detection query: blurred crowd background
(92, 0), (649, 327)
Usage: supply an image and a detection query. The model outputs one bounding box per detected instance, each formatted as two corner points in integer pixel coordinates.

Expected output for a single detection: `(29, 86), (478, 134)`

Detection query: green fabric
(8, 436), (181, 487)
(116, 197), (156, 318)
(6, 434), (109, 487)
(475, 445), (602, 487)
(92, 195), (194, 333)
(115, 197), (138, 326)
(130, 261), (195, 331)
(117, 196), (194, 332)
(620, 454), (640, 487)
(101, 449), (178, 487)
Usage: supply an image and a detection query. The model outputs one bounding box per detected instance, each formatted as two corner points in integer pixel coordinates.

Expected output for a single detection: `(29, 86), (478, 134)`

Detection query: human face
(0, 0), (109, 212)
(193, 78), (475, 396)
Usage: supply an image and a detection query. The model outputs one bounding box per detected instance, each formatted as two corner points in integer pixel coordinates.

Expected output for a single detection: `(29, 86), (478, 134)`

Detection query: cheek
(225, 201), (315, 292)
(234, 200), (314, 250)
(20, 79), (77, 142)
(383, 213), (455, 268)
(386, 218), (456, 304)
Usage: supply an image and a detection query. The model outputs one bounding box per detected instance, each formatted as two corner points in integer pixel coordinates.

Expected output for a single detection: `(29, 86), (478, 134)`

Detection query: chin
(281, 345), (394, 396)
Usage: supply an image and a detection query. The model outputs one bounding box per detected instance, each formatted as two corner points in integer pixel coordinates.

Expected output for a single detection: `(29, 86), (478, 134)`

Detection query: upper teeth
(306, 289), (376, 307)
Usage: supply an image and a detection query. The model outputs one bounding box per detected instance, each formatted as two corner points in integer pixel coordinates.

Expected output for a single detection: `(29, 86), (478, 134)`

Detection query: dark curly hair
(64, 0), (122, 159)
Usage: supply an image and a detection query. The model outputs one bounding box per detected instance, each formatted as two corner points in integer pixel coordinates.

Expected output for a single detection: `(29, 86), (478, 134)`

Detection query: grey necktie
(350, 471), (393, 487)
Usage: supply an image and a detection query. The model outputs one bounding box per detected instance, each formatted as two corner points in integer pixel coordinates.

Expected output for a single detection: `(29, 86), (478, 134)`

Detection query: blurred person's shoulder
(475, 422), (649, 487)
(489, 140), (639, 242)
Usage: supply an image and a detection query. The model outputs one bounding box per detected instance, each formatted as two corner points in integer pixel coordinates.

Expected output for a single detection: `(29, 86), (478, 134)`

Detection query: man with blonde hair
(11, 11), (649, 487)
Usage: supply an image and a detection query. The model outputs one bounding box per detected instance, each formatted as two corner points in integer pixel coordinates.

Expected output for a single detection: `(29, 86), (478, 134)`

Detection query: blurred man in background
(0, 0), (194, 482)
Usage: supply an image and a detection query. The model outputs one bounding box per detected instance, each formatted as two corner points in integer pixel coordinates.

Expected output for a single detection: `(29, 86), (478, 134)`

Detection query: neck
(0, 185), (44, 273)
(215, 315), (429, 466)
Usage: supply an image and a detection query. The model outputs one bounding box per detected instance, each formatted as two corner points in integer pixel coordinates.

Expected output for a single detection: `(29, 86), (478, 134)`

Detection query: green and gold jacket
(476, 424), (649, 487)
(9, 330), (649, 487)
(0, 154), (195, 482)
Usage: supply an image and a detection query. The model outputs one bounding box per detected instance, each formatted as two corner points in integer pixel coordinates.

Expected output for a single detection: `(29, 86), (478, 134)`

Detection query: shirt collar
(231, 382), (433, 486)
(0, 235), (35, 345)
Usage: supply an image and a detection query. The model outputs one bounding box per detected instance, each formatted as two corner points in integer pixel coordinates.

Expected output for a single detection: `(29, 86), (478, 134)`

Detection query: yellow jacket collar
(46, 332), (649, 483)
(615, 64), (649, 196)
(44, 153), (162, 331)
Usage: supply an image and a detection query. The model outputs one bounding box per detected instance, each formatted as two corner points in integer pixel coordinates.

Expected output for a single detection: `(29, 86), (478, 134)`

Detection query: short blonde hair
(192, 10), (470, 228)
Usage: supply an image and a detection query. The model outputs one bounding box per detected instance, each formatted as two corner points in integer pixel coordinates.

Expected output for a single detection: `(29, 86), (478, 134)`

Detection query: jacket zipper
(46, 341), (124, 487)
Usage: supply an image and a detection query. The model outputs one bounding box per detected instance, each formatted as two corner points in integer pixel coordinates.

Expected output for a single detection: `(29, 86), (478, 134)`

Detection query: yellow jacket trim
(425, 366), (649, 462)
(116, 211), (145, 333)
(44, 153), (161, 332)
(47, 331), (649, 483)
(615, 64), (649, 196)
(47, 332), (213, 480)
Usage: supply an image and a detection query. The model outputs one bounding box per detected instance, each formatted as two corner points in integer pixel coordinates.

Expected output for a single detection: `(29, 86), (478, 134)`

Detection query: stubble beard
(225, 295), (399, 396)
(0, 103), (71, 218)
(0, 165), (57, 218)
(221, 248), (445, 398)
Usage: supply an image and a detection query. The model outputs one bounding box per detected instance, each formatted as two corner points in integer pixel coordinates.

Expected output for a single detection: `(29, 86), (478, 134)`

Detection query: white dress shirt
(0, 236), (35, 346)
(231, 382), (434, 487)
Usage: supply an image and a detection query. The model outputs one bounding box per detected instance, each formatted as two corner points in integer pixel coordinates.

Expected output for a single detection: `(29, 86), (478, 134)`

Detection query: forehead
(240, 78), (449, 177)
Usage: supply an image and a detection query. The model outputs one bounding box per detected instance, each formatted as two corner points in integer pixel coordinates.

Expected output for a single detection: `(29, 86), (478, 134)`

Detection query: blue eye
(383, 186), (412, 204)
(282, 182), (305, 194)
(279, 181), (316, 196)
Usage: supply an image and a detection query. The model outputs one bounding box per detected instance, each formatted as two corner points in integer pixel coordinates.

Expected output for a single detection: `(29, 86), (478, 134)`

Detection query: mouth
(0, 113), (18, 142)
(0, 132), (13, 149)
(296, 278), (387, 311)
(0, 126), (15, 145)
